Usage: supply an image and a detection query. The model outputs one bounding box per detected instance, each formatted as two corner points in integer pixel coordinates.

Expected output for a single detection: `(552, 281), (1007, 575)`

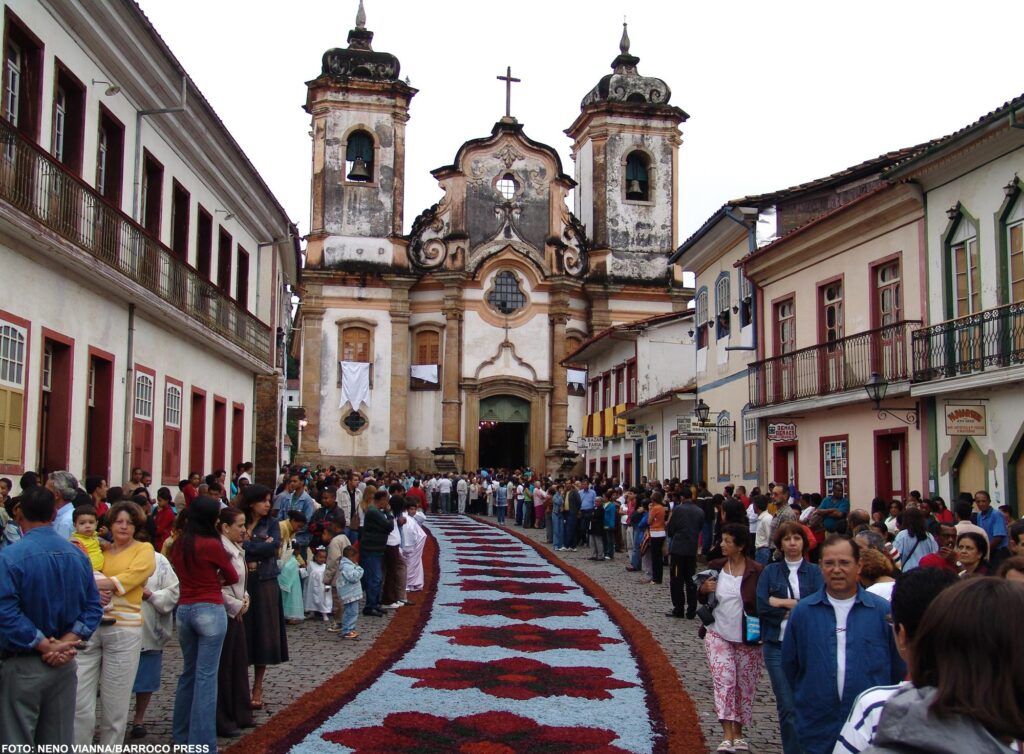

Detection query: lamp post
(863, 372), (919, 428)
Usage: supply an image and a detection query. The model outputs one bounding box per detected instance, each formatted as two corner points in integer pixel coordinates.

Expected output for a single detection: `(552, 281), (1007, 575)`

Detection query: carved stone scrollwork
(497, 143), (525, 169)
(554, 206), (588, 278)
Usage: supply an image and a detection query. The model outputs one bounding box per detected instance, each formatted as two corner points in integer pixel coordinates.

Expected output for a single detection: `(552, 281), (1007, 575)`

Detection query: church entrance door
(478, 395), (529, 470)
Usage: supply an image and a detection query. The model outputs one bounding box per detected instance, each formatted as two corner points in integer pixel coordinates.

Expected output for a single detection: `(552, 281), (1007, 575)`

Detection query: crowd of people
(1, 463), (1022, 754)
(0, 464), (428, 750)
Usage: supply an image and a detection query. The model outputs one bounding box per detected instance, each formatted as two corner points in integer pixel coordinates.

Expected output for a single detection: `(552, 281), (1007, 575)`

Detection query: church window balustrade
(411, 328), (441, 391)
(486, 270), (527, 315)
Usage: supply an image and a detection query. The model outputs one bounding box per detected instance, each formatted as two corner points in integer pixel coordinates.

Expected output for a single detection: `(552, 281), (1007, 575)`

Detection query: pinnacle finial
(355, 0), (366, 29)
(619, 20), (630, 55)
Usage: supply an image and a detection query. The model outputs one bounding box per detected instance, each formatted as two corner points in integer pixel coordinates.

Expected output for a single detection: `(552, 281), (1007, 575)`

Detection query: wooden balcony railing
(912, 302), (1024, 382)
(748, 320), (920, 408)
(0, 119), (271, 362)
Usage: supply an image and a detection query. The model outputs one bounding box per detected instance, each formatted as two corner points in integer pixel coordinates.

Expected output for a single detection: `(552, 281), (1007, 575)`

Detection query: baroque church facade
(297, 4), (691, 474)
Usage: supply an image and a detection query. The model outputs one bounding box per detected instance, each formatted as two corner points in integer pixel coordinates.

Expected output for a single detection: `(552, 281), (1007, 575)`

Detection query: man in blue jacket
(0, 485), (102, 745)
(782, 535), (904, 754)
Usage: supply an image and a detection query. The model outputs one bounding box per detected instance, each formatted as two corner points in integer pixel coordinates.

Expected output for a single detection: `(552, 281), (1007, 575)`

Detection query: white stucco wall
(1, 245), (255, 486)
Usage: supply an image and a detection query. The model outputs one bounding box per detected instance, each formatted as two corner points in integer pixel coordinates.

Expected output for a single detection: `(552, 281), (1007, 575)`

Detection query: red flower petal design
(323, 710), (632, 754)
(457, 568), (556, 579)
(456, 579), (572, 595)
(395, 657), (636, 700)
(435, 623), (621, 653)
(453, 544), (523, 552)
(446, 597), (595, 620)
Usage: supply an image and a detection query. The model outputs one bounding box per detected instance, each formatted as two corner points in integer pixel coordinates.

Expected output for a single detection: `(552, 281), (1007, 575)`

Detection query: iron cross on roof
(496, 66), (521, 119)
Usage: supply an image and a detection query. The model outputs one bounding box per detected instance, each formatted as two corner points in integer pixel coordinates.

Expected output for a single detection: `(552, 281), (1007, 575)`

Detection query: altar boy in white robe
(402, 504), (428, 594)
(303, 547), (333, 620)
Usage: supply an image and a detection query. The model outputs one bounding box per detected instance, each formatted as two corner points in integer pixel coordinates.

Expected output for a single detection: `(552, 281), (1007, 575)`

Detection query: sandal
(250, 696), (264, 710)
(342, 631), (360, 639)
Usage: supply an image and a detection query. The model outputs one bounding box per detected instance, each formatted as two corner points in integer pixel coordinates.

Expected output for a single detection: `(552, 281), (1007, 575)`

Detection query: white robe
(401, 516), (428, 592)
(303, 560), (333, 614)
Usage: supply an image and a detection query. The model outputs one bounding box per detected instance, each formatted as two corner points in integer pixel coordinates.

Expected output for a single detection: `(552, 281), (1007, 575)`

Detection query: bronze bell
(347, 157), (371, 182)
(626, 179), (643, 199)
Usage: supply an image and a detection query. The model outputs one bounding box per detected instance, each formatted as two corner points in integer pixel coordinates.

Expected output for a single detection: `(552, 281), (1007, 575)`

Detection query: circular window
(342, 410), (368, 434)
(486, 270), (527, 315)
(496, 174), (517, 201)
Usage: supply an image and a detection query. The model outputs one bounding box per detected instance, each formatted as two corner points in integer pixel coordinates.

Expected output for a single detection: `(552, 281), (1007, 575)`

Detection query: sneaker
(342, 631), (360, 640)
(603, 556), (611, 560)
(731, 739), (748, 752)
(569, 547), (577, 552)
(326, 624), (343, 633)
(716, 741), (734, 753)
(381, 602), (402, 610)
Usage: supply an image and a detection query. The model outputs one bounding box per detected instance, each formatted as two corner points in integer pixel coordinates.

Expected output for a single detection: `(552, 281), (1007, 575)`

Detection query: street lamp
(565, 424), (575, 443)
(694, 398), (711, 424)
(863, 372), (919, 428)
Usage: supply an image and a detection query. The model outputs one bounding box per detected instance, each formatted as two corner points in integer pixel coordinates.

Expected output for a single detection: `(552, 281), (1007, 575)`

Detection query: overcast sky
(136, 0), (1022, 247)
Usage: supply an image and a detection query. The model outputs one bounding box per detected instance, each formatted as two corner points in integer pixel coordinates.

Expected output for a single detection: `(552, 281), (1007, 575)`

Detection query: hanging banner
(944, 405), (987, 436)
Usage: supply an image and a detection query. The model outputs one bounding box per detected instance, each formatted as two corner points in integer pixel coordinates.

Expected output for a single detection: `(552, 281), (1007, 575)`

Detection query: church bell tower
(304, 0), (417, 269)
(565, 24), (688, 281)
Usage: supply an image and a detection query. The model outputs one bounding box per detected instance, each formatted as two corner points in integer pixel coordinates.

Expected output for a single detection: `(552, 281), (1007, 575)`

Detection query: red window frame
(161, 376), (183, 485)
(0, 308), (31, 475)
(131, 364), (156, 478)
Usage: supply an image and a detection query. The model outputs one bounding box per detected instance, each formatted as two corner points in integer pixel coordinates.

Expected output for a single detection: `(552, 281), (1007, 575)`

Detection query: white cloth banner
(340, 361), (371, 409)
(741, 324), (754, 348)
(410, 364), (439, 383)
(697, 347), (708, 374)
(567, 368), (587, 387)
(717, 335), (731, 366)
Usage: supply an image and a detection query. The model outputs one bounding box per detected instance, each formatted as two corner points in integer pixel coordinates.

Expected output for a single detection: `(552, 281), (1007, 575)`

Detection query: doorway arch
(478, 395), (530, 469)
(951, 438), (986, 500)
(463, 377), (549, 472)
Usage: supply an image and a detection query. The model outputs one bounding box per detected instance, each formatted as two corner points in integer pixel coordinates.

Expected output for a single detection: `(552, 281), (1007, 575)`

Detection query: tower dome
(580, 23), (671, 108)
(320, 0), (401, 82)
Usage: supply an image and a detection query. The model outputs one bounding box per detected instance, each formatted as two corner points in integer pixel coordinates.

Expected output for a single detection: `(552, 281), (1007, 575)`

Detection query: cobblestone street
(129, 605), (396, 748)
(509, 522), (783, 754)
(125, 515), (782, 753)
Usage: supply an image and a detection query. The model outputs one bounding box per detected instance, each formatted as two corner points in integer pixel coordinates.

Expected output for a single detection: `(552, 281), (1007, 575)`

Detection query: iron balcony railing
(0, 119), (271, 362)
(912, 302), (1024, 382)
(748, 320), (920, 408)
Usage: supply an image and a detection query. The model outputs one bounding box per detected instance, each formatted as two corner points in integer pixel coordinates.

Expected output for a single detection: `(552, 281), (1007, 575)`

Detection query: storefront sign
(944, 405), (987, 436)
(767, 422), (797, 442)
(624, 424), (646, 440)
(578, 436), (604, 451)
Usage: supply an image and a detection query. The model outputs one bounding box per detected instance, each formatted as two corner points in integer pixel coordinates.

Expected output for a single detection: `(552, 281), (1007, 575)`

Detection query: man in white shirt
(753, 495), (774, 564)
(456, 476), (468, 514)
(437, 474), (453, 514)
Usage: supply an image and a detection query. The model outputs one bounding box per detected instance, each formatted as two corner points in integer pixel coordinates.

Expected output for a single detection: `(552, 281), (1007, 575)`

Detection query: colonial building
(738, 180), (927, 506)
(568, 310), (695, 485)
(0, 0), (298, 489)
(296, 9), (690, 473)
(671, 149), (922, 495)
(899, 95), (1024, 510)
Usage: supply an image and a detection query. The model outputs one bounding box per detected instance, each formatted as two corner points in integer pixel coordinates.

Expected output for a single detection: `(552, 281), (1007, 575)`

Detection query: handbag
(639, 531), (651, 556)
(743, 613), (762, 645)
(695, 603), (715, 627)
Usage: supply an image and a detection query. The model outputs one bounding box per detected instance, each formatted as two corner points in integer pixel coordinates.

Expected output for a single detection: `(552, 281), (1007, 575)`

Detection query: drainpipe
(724, 205), (759, 353)
(121, 304), (136, 484)
(132, 76), (188, 221)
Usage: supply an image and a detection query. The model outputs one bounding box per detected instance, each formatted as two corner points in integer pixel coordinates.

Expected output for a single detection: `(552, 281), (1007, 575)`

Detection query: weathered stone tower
(565, 24), (689, 326)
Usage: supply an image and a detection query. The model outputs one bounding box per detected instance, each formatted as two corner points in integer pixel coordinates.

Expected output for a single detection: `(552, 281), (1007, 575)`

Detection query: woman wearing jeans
(756, 521), (823, 754)
(170, 496), (238, 749)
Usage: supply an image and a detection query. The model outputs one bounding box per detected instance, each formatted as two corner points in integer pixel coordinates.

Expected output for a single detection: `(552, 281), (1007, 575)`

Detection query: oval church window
(486, 270), (527, 315)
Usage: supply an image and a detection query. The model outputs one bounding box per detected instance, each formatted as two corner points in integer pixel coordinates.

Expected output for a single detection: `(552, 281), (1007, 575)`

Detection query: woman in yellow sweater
(73, 500), (156, 746)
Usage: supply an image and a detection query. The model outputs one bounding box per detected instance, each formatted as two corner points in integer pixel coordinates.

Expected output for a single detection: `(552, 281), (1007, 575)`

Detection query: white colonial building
(568, 311), (695, 485)
(0, 0), (298, 489)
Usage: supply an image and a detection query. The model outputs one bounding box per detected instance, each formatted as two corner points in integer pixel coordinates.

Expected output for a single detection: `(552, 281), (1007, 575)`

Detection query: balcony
(748, 320), (920, 409)
(0, 119), (271, 362)
(912, 303), (1024, 384)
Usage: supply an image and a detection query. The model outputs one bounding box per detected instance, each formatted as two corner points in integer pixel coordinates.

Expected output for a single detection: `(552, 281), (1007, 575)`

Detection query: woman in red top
(153, 487), (176, 553)
(170, 495), (238, 750)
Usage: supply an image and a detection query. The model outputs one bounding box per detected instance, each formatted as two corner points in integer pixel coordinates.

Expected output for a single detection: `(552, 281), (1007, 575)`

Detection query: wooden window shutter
(0, 387), (24, 466)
